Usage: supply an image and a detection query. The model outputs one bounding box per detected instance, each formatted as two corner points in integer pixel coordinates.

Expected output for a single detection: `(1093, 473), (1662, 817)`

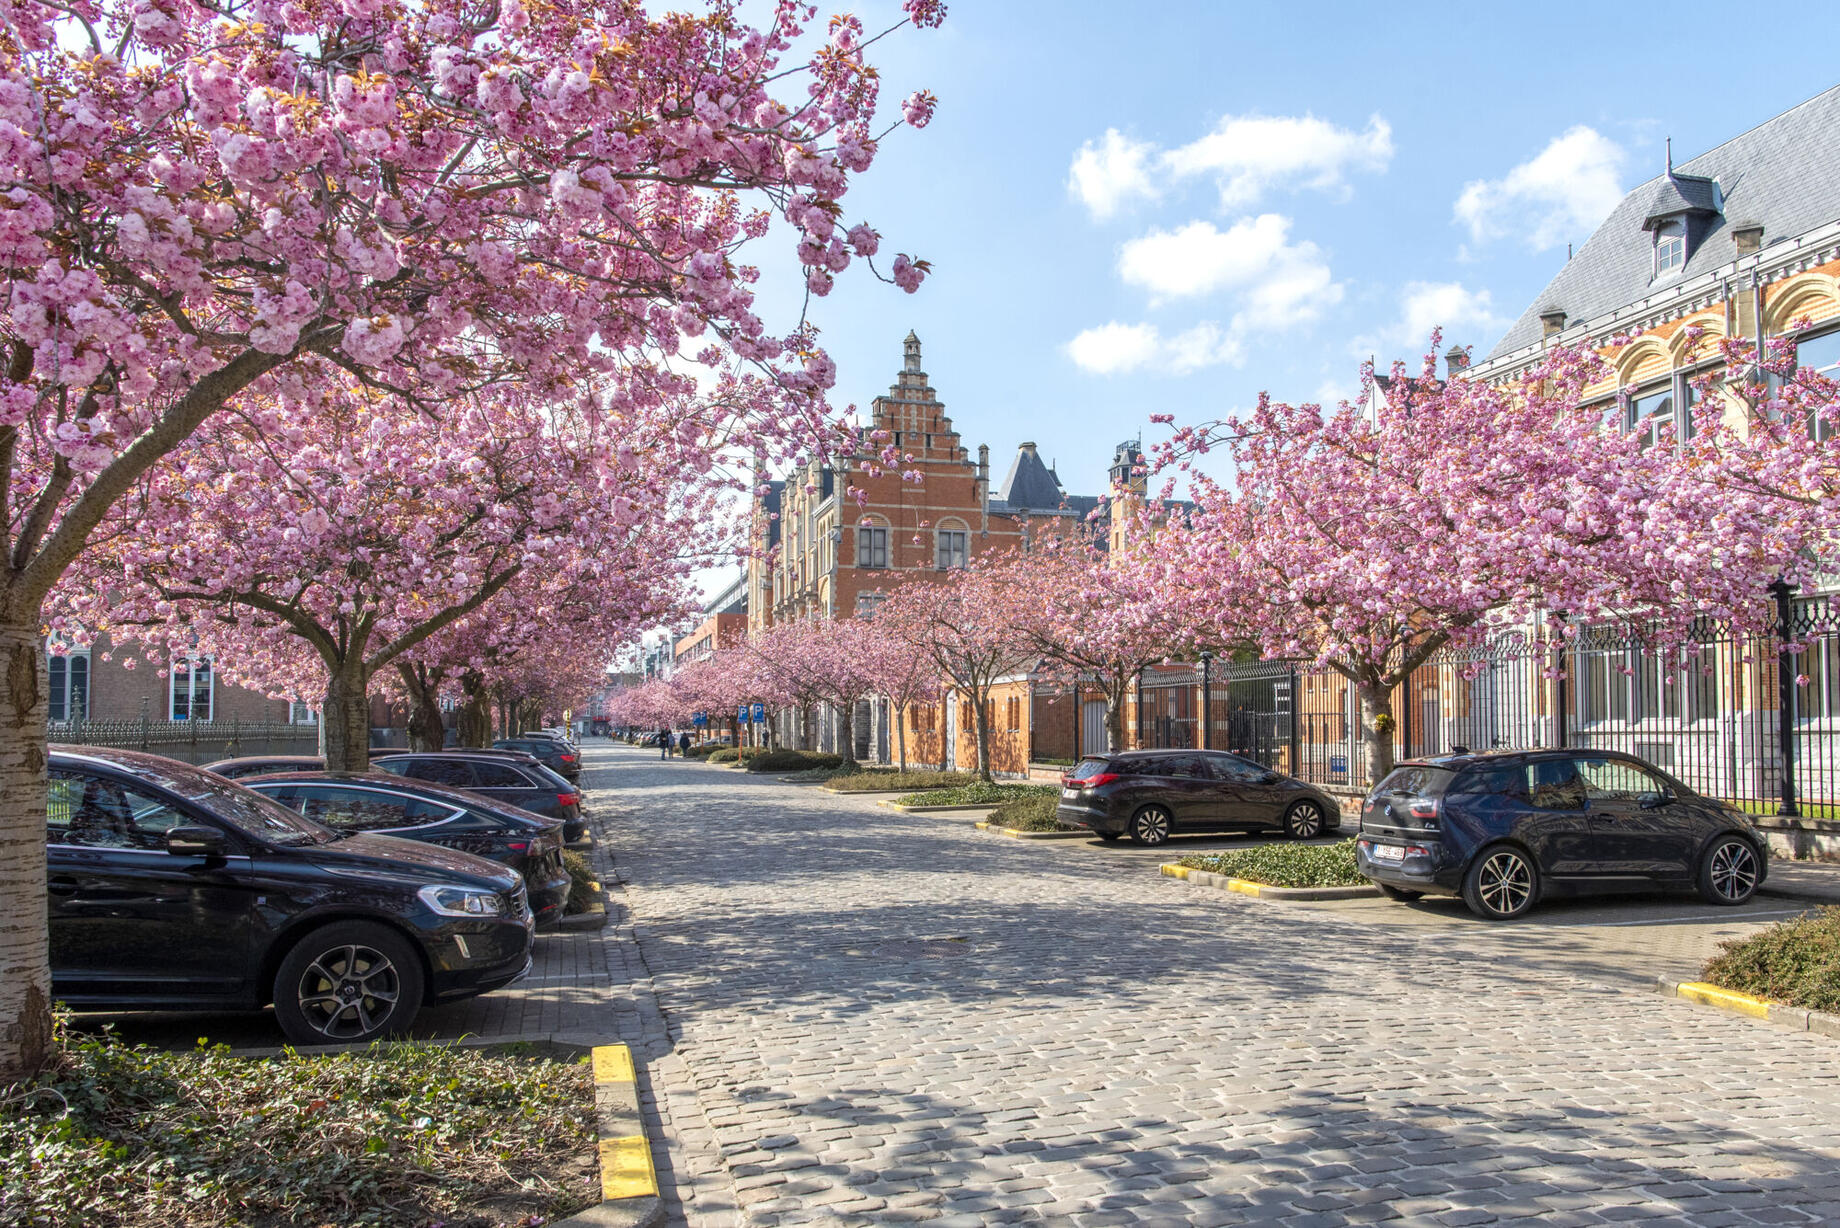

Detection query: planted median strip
(1657, 906), (1840, 1036)
(1162, 839), (1380, 900)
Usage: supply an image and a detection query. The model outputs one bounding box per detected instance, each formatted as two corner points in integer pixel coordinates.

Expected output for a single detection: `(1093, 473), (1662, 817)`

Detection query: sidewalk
(1761, 858), (1840, 904)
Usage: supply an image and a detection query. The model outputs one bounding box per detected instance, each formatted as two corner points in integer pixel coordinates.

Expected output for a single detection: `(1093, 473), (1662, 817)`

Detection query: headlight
(418, 885), (507, 917)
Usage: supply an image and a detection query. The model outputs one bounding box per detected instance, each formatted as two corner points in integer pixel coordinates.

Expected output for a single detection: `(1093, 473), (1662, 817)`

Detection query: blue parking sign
(738, 706), (748, 724)
(693, 712), (708, 727)
(751, 702), (766, 722)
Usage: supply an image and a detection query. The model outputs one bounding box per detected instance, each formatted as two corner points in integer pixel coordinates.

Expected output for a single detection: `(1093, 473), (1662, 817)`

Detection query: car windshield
(133, 761), (340, 846)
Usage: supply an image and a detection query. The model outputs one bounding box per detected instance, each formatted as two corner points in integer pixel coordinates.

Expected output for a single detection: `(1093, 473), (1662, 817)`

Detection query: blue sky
(740, 0), (1840, 501)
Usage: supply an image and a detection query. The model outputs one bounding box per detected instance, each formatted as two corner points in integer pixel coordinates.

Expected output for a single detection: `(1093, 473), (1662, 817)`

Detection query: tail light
(560, 752), (578, 763)
(505, 841), (529, 853)
(1076, 773), (1121, 789)
(557, 791), (580, 808)
(1407, 798), (1440, 824)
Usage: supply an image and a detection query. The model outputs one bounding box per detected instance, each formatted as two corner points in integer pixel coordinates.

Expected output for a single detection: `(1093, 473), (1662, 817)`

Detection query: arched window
(48, 647), (89, 723)
(1654, 219), (1685, 275)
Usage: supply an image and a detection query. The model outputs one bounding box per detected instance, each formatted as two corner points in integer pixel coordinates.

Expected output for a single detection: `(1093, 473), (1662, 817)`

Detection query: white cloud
(1067, 129), (1160, 220)
(1163, 113), (1394, 208)
(1454, 126), (1626, 251)
(1352, 280), (1507, 361)
(1067, 112), (1393, 220)
(1065, 320), (1243, 377)
(1117, 215), (1343, 323)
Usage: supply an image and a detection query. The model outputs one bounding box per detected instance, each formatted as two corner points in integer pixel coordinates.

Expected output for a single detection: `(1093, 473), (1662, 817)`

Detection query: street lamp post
(1198, 651), (1213, 751)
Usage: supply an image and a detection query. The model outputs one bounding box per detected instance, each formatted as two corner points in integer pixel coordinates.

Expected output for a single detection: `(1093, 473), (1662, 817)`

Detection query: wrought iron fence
(49, 717), (320, 765)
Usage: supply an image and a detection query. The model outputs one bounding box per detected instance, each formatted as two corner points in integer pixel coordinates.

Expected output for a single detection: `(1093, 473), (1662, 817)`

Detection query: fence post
(1400, 664), (1414, 759)
(1135, 669), (1145, 750)
(138, 695), (150, 751)
(1773, 579), (1799, 817)
(1552, 613), (1569, 749)
(1288, 667), (1300, 774)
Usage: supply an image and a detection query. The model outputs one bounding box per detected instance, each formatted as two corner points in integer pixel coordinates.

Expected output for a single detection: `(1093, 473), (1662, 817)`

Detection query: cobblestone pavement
(585, 744), (1840, 1228)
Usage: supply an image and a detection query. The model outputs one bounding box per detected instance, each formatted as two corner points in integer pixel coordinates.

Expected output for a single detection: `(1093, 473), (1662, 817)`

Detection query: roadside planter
(1162, 839), (1380, 901)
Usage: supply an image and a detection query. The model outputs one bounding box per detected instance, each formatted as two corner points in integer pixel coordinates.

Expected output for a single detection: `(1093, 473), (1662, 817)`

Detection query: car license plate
(1061, 788), (1078, 800)
(1372, 843), (1406, 863)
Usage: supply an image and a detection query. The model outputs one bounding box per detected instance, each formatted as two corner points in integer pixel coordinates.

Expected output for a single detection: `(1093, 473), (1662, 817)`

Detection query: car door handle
(47, 876), (79, 896)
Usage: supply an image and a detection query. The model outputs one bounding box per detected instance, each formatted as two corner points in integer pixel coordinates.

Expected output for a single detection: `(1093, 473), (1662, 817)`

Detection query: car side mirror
(1260, 771), (1281, 784)
(165, 826), (226, 857)
(1640, 790), (1676, 810)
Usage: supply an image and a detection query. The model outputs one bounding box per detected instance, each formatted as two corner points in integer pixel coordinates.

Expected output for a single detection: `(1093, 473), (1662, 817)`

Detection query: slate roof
(995, 443), (1066, 509)
(1640, 172), (1720, 229)
(1486, 83), (1840, 360)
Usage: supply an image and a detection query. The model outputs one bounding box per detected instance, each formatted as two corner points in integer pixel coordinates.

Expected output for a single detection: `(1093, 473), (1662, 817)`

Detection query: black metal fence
(1133, 592), (1840, 815)
(50, 717), (320, 765)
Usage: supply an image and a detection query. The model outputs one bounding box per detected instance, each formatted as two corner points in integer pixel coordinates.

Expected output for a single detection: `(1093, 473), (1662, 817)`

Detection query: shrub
(684, 742), (728, 759)
(1702, 907), (1840, 1013)
(826, 770), (978, 792)
(895, 783), (1056, 807)
(745, 749), (843, 772)
(1, 1025), (595, 1228)
(986, 792), (1072, 831)
(1175, 839), (1365, 888)
(562, 850), (599, 914)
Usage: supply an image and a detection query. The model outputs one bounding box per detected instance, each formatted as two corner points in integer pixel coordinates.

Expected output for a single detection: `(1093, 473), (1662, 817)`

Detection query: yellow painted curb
(1675, 982), (1772, 1018)
(1159, 863), (1261, 895)
(598, 1135), (658, 1201)
(589, 1044), (658, 1200)
(1159, 863), (1190, 880)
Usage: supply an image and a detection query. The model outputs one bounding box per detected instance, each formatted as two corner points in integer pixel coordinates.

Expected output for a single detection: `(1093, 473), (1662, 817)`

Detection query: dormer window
(1654, 219), (1685, 275)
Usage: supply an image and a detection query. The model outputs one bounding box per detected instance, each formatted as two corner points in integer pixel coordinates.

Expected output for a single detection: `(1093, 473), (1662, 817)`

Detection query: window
(1575, 757), (1670, 804)
(1797, 636), (1840, 720)
(1627, 385), (1675, 449)
(48, 650), (90, 723)
(1154, 754), (1207, 778)
(1525, 759), (1586, 811)
(1006, 696), (1022, 732)
(857, 526), (888, 569)
(470, 762), (531, 788)
(47, 772), (191, 850)
(1205, 753), (1267, 783)
(276, 786), (459, 833)
(855, 592), (885, 619)
(1796, 330), (1840, 441)
(170, 656), (213, 722)
(386, 758), (475, 787)
(936, 529), (968, 569)
(1577, 640), (1717, 724)
(288, 701), (317, 725)
(1654, 220), (1685, 275)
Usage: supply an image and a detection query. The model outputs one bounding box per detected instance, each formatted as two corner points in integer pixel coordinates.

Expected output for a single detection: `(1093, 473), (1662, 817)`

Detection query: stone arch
(1765, 272), (1840, 336)
(1612, 334), (1673, 387)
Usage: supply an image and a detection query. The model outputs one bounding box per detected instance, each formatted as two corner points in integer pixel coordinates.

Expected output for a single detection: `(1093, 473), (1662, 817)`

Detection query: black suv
(492, 737), (580, 781)
(47, 747), (533, 1045)
(1057, 749), (1342, 846)
(373, 751), (585, 843)
(242, 773), (572, 928)
(1357, 749), (1768, 919)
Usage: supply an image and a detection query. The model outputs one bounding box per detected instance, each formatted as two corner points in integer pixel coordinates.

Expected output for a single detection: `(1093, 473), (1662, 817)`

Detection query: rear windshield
(1371, 766), (1457, 798)
(1068, 758), (1112, 781)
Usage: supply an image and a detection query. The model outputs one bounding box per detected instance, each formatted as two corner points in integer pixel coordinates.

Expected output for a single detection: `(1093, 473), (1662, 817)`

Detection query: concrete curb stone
(973, 821), (1090, 840)
(549, 1042), (666, 1228)
(877, 800), (1002, 814)
(1654, 975), (1840, 1038)
(1159, 862), (1381, 901)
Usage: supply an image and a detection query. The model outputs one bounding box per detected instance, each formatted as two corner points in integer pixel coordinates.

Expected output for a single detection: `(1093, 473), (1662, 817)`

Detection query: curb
(878, 800), (1001, 814)
(550, 1043), (665, 1228)
(558, 882), (609, 932)
(1653, 976), (1840, 1038)
(1159, 863), (1381, 901)
(974, 821), (1090, 840)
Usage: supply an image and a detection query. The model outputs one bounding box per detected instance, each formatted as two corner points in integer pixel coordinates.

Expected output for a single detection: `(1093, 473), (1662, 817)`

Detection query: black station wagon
(1357, 749), (1768, 919)
(1057, 749), (1342, 846)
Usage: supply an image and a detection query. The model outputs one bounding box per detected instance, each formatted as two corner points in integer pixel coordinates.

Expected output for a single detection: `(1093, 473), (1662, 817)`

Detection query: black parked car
(1356, 749), (1768, 920)
(1057, 749), (1342, 846)
(373, 751), (586, 843)
(47, 746), (533, 1046)
(492, 737), (580, 781)
(242, 773), (572, 928)
(205, 754), (328, 780)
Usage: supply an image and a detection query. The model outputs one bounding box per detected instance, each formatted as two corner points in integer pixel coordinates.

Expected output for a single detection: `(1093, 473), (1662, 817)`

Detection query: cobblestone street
(579, 745), (1840, 1227)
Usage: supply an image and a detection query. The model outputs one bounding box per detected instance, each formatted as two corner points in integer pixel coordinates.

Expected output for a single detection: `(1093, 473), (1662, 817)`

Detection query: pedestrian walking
(678, 731), (692, 757)
(658, 728), (670, 760)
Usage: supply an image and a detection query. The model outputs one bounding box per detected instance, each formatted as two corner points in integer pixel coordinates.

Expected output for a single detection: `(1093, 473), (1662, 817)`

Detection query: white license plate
(1061, 788), (1079, 800)
(1372, 843), (1406, 863)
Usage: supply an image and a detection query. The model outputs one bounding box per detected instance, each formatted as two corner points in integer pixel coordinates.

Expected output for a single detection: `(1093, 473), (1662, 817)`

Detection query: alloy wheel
(1286, 801), (1324, 839)
(1475, 850), (1534, 917)
(295, 944), (403, 1041)
(1131, 807), (1172, 846)
(1708, 840), (1759, 903)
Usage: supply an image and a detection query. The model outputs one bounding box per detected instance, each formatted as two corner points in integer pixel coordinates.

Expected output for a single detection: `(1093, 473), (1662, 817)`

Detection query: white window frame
(1654, 219), (1685, 276)
(288, 700), (318, 725)
(936, 528), (969, 570)
(170, 656), (214, 722)
(47, 648), (90, 723)
(857, 525), (889, 569)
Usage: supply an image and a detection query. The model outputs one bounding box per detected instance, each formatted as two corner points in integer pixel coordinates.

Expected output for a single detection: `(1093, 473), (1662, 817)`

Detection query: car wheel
(1282, 799), (1328, 840)
(1128, 805), (1173, 847)
(1698, 835), (1761, 906)
(273, 921), (425, 1046)
(1461, 845), (1539, 920)
(1097, 831), (1124, 842)
(1378, 884), (1423, 901)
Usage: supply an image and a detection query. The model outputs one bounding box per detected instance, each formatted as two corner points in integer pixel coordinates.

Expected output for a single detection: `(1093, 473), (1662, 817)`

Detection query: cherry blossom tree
(0, 0), (946, 1076)
(879, 565), (1034, 782)
(1142, 343), (1784, 786)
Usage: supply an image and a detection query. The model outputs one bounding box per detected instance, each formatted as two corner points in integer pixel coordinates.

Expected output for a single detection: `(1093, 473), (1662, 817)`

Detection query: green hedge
(745, 749), (843, 773)
(1175, 839), (1365, 887)
(895, 783), (1056, 807)
(683, 742), (729, 759)
(1703, 906), (1840, 1014)
(826, 770), (978, 792)
(985, 793), (1071, 832)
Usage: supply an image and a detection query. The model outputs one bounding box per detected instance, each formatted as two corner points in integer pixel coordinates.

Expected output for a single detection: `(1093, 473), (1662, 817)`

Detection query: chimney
(1540, 308), (1567, 339)
(976, 442), (989, 485)
(1444, 344), (1470, 381)
(1733, 222), (1765, 255)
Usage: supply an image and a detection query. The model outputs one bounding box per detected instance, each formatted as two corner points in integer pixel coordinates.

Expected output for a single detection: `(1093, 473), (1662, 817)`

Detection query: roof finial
(1666, 136), (1673, 174)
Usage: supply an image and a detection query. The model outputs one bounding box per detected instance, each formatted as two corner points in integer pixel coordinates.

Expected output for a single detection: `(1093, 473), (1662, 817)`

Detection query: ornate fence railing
(49, 718), (320, 765)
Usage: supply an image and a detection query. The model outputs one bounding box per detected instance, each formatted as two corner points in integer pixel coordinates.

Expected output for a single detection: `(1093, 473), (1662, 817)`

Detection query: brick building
(45, 631), (309, 728)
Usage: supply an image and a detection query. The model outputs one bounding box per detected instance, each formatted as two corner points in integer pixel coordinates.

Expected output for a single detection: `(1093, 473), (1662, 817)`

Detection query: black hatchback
(492, 737), (580, 782)
(241, 773), (572, 928)
(373, 751), (586, 844)
(1057, 749), (1342, 846)
(47, 747), (533, 1046)
(1356, 749), (1769, 919)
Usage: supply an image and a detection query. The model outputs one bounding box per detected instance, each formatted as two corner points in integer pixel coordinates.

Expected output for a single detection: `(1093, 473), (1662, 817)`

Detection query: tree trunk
(457, 672), (492, 747)
(322, 662), (372, 772)
(398, 663), (447, 752)
(1358, 680), (1396, 787)
(0, 617), (54, 1080)
(839, 700), (857, 768)
(973, 689), (994, 782)
(895, 704), (909, 772)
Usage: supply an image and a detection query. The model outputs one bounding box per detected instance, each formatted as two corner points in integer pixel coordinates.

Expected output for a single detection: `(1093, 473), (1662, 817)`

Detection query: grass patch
(1, 1024), (596, 1228)
(985, 792), (1076, 832)
(1701, 906), (1840, 1013)
(894, 783), (1057, 807)
(1728, 798), (1840, 822)
(826, 770), (979, 793)
(562, 849), (599, 914)
(1175, 839), (1365, 888)
(708, 746), (762, 764)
